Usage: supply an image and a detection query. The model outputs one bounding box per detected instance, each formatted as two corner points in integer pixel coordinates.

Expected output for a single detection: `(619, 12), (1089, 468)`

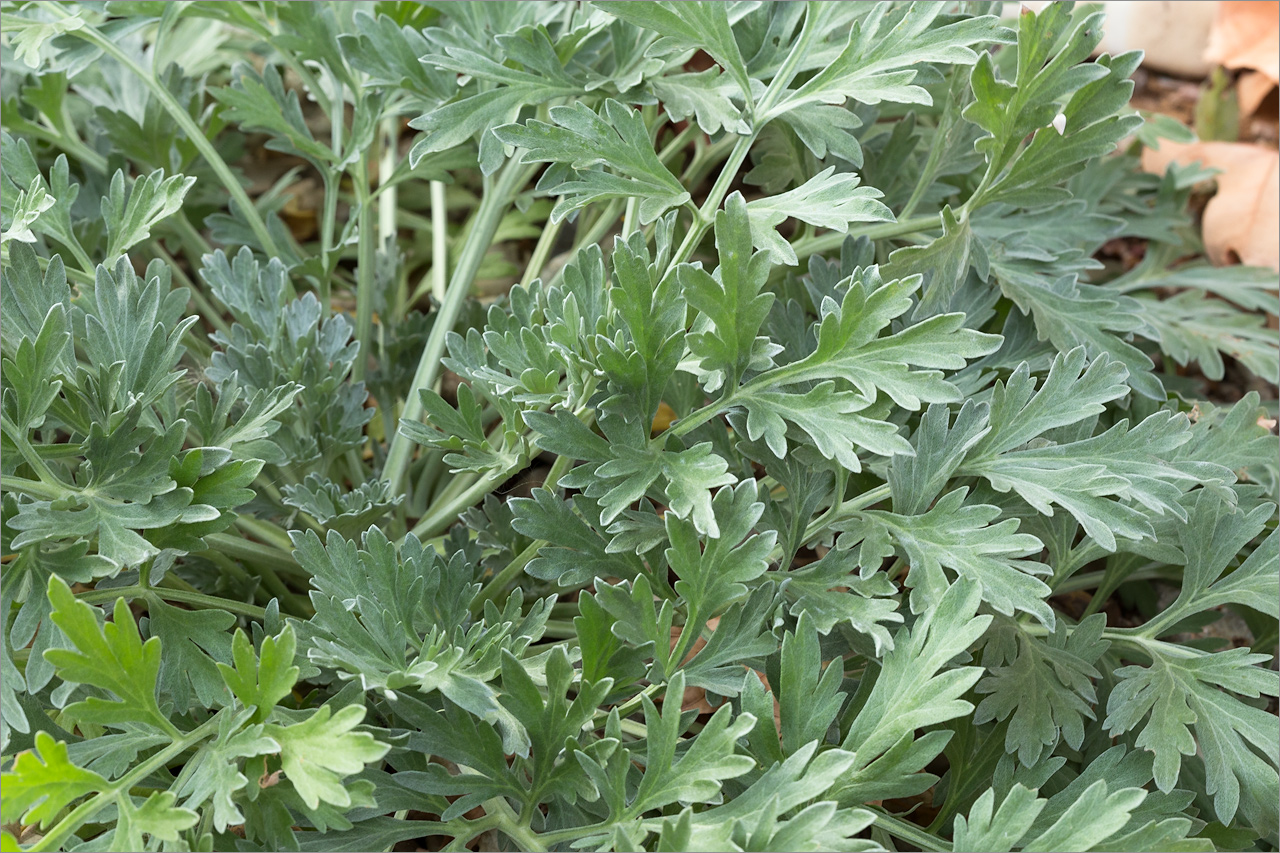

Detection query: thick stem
(353, 171), (376, 384)
(518, 212), (564, 288)
(429, 179), (449, 303)
(406, 458), (522, 541)
(383, 160), (535, 494)
(0, 419), (65, 488)
(484, 797), (547, 853)
(866, 808), (947, 853)
(75, 584), (267, 620)
(205, 531), (304, 578)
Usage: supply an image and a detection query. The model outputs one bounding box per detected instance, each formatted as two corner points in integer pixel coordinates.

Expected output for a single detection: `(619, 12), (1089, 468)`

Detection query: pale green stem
(787, 214), (943, 260)
(75, 584), (267, 620)
(205, 532), (303, 578)
(353, 169), (375, 383)
(45, 2), (281, 258)
(28, 714), (224, 852)
(469, 539), (543, 617)
(319, 172), (340, 307)
(0, 418), (64, 488)
(383, 160), (536, 494)
(36, 253), (93, 286)
(518, 213), (564, 288)
(866, 808), (947, 853)
(668, 132), (757, 270)
(64, 235), (96, 274)
(233, 515), (295, 552)
(430, 179), (448, 303)
(484, 797), (547, 853)
(406, 460), (521, 541)
(622, 196), (638, 237)
(379, 117), (399, 236)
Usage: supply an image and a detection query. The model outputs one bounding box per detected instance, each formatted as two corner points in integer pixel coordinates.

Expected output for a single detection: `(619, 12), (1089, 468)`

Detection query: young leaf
(974, 615), (1110, 766)
(594, 2), (753, 104)
(841, 580), (990, 766)
(745, 168), (893, 266)
(264, 704), (390, 810)
(842, 488), (1054, 626)
(213, 64), (335, 168)
(99, 169), (195, 260)
(768, 4), (1010, 118)
(775, 613), (846, 757)
(681, 193), (780, 392)
(1105, 648), (1280, 824)
(217, 625), (300, 724)
(751, 267), (1001, 408)
(43, 576), (171, 733)
(409, 23), (585, 168)
(667, 481), (775, 618)
(631, 671), (757, 814)
(0, 731), (108, 829)
(112, 792), (199, 852)
(494, 100), (691, 224)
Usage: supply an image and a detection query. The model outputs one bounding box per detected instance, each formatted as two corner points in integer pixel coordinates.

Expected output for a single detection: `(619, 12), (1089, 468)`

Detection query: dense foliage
(2, 2), (1278, 851)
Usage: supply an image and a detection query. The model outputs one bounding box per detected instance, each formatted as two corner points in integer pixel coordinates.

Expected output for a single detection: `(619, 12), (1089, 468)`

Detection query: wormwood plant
(1, 2), (1278, 851)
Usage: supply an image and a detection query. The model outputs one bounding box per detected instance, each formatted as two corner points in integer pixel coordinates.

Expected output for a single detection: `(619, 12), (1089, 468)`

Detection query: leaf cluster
(2, 2), (1277, 852)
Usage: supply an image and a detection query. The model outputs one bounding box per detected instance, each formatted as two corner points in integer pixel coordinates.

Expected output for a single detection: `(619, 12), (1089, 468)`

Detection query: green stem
(657, 123), (699, 164)
(0, 419), (65, 489)
(380, 114), (400, 244)
(666, 391), (735, 440)
(36, 119), (108, 175)
(75, 584), (267, 620)
(815, 483), (892, 530)
(464, 446), (578, 611)
(622, 196), (638, 237)
(36, 253), (94, 287)
(234, 515), (296, 552)
(28, 714), (224, 853)
(668, 132), (757, 271)
(1022, 624), (1205, 662)
(383, 159), (536, 494)
(149, 239), (228, 346)
(319, 172), (340, 307)
(430, 179), (449, 303)
(45, 2), (281, 258)
(866, 808), (947, 853)
(353, 169), (375, 384)
(205, 532), (304, 578)
(787, 214), (942, 261)
(169, 206), (215, 258)
(518, 211), (564, 288)
(65, 235), (96, 275)
(1054, 565), (1172, 596)
(485, 797), (547, 853)
(594, 682), (662, 724)
(471, 540), (541, 616)
(407, 457), (522, 541)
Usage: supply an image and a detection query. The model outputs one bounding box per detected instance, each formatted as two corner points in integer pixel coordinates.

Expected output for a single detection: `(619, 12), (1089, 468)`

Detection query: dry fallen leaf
(1143, 140), (1280, 270)
(1238, 70), (1277, 117)
(1205, 1), (1280, 84)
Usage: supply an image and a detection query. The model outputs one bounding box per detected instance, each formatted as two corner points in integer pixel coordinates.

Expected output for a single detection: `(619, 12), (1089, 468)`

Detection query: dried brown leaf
(1143, 140), (1280, 270)
(1205, 1), (1280, 83)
